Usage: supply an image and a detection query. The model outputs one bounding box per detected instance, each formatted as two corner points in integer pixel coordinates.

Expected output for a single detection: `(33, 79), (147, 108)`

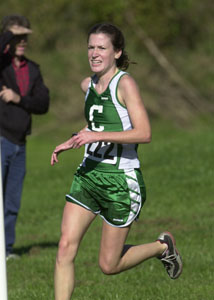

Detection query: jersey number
(86, 142), (114, 160)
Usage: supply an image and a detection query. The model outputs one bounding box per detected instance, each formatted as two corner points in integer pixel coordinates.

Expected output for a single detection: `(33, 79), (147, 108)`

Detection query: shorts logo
(113, 218), (123, 222)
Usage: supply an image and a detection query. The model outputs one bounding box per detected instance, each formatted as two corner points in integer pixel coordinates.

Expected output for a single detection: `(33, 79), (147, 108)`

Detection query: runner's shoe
(157, 231), (183, 279)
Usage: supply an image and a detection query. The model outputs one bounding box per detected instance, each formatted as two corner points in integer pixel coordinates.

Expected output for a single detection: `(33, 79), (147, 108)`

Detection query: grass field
(6, 117), (214, 300)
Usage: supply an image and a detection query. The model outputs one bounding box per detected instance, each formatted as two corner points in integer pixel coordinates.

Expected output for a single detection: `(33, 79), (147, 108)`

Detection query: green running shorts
(66, 166), (146, 227)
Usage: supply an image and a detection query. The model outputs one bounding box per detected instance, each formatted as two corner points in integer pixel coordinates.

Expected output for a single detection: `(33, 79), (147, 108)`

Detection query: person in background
(0, 14), (50, 260)
(51, 23), (182, 300)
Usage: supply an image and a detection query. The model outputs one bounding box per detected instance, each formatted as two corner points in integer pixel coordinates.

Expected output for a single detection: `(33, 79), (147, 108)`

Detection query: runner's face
(88, 33), (121, 75)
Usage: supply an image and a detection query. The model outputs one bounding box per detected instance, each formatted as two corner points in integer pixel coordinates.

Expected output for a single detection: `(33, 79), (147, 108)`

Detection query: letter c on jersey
(89, 105), (104, 132)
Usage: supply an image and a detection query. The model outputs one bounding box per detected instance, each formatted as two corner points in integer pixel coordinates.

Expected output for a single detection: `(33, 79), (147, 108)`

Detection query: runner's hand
(51, 136), (79, 165)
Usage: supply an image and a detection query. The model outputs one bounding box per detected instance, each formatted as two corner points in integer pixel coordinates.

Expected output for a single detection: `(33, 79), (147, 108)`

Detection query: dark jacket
(0, 31), (50, 145)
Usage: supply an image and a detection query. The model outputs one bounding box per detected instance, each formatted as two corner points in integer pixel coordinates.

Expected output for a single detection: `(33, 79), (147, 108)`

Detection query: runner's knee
(99, 256), (118, 275)
(56, 236), (78, 264)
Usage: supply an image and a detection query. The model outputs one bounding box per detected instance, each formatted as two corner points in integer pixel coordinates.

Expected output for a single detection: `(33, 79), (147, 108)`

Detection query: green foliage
(6, 117), (214, 299)
(124, 0), (213, 49)
(1, 0), (213, 49)
(78, 0), (128, 26)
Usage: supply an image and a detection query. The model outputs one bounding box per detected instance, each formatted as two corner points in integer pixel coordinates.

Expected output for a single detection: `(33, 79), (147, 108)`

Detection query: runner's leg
(99, 221), (166, 274)
(55, 202), (96, 300)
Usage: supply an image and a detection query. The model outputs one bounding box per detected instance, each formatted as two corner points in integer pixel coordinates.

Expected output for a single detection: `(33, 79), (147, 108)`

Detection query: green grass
(6, 118), (214, 300)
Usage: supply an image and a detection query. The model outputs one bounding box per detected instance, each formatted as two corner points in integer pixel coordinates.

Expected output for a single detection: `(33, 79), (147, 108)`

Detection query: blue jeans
(0, 136), (26, 255)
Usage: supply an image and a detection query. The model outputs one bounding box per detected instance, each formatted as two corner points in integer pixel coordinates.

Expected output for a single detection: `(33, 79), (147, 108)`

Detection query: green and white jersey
(82, 70), (140, 171)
